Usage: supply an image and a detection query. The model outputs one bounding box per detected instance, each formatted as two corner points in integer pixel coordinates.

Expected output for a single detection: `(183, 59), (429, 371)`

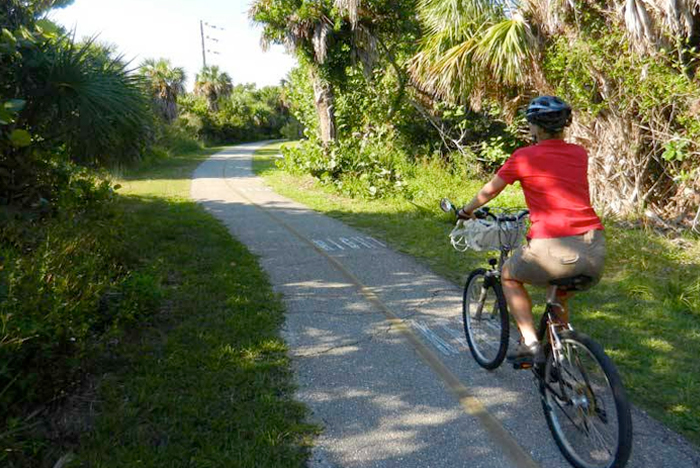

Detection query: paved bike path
(191, 142), (700, 468)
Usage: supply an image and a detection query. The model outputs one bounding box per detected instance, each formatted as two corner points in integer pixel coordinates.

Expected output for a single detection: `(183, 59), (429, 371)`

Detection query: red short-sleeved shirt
(496, 139), (603, 239)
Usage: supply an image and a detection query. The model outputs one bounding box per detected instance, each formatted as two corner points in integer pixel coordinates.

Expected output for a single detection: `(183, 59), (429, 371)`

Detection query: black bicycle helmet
(525, 96), (572, 133)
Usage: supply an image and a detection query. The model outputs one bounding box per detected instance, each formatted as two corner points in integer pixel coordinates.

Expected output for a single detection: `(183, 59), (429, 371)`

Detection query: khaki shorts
(504, 230), (606, 288)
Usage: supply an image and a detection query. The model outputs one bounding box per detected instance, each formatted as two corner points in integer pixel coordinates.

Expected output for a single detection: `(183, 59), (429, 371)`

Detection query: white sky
(49, 0), (298, 90)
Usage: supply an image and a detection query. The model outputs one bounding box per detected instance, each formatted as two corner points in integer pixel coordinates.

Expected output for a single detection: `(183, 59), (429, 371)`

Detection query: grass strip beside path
(254, 141), (700, 446)
(74, 146), (315, 466)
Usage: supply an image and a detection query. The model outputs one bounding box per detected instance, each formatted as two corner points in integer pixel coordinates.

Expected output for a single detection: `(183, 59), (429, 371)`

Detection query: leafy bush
(280, 130), (408, 198)
(0, 7), (153, 211)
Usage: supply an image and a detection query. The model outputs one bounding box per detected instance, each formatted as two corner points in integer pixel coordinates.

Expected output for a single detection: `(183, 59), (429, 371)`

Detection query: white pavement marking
(312, 240), (333, 251)
(325, 238), (345, 250)
(339, 237), (359, 249)
(410, 320), (459, 356)
(440, 324), (469, 350)
(310, 236), (386, 252)
(366, 236), (386, 247)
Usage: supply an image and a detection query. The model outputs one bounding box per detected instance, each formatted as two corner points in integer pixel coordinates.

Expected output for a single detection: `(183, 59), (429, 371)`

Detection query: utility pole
(200, 21), (224, 70)
(200, 20), (207, 69)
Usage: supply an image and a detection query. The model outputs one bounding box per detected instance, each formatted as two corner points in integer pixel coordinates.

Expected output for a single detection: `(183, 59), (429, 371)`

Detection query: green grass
(63, 147), (315, 466)
(254, 141), (700, 445)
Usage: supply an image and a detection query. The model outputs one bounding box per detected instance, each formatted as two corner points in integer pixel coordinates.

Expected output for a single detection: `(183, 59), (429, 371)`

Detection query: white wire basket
(449, 210), (528, 252)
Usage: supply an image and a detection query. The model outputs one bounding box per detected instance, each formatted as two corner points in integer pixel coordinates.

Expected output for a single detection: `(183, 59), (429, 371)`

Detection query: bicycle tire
(462, 268), (510, 369)
(540, 330), (633, 468)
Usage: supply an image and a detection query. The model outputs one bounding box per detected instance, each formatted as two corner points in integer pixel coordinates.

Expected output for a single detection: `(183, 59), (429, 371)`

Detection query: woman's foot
(507, 341), (544, 365)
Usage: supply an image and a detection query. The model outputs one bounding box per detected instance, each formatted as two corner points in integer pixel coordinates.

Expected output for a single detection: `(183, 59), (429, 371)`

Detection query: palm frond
(139, 58), (186, 121)
(623, 0), (656, 45)
(521, 0), (573, 35)
(473, 16), (535, 87)
(312, 20), (332, 63)
(194, 65), (233, 112)
(417, 0), (500, 39)
(29, 36), (152, 164)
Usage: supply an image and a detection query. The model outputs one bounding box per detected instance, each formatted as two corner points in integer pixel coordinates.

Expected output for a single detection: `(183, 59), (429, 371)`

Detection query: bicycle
(440, 198), (633, 468)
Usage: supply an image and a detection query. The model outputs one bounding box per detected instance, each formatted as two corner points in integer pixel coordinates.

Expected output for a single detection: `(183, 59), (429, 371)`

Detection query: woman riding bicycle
(457, 96), (605, 366)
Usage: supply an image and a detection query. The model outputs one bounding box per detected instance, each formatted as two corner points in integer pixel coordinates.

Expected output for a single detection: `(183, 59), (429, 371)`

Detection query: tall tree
(250, 0), (339, 144)
(139, 58), (186, 123)
(251, 0), (418, 145)
(194, 65), (233, 112)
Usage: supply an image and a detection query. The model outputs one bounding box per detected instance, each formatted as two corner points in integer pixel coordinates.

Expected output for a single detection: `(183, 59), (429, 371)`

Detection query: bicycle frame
(537, 286), (575, 362)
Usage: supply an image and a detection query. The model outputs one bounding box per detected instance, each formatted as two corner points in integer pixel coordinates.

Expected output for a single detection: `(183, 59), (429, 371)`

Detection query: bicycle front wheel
(540, 330), (633, 468)
(462, 268), (509, 369)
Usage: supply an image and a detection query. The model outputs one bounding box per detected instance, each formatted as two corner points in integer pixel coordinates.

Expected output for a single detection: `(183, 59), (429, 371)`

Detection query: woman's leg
(502, 265), (538, 345)
(555, 290), (574, 323)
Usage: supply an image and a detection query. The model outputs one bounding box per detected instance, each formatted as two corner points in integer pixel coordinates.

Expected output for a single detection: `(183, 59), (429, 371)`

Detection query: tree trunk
(310, 68), (336, 144)
(207, 91), (219, 113)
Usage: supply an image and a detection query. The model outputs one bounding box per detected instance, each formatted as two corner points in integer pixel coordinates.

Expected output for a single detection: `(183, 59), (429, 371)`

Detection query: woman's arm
(458, 175), (508, 219)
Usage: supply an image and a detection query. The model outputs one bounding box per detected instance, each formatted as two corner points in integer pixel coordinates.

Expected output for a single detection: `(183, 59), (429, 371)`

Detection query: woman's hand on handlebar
(457, 207), (475, 220)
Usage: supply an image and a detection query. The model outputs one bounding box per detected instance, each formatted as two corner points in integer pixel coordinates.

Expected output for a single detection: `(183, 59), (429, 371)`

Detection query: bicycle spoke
(541, 331), (631, 468)
(586, 417), (615, 458)
(548, 390), (587, 434)
(463, 270), (509, 369)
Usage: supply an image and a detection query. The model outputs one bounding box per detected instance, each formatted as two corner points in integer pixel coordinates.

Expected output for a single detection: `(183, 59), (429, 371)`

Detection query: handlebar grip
(474, 207), (494, 220)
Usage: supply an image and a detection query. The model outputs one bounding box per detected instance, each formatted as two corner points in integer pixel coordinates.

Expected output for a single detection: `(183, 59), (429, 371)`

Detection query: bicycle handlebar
(440, 198), (528, 222)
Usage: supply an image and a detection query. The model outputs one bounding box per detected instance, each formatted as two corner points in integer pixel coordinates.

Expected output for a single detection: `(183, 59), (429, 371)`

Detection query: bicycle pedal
(512, 362), (533, 370)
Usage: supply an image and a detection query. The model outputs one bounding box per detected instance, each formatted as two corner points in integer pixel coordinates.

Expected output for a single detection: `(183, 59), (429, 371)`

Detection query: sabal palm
(414, 0), (700, 105)
(194, 65), (233, 112)
(250, 0), (339, 143)
(18, 36), (151, 165)
(251, 0), (406, 143)
(139, 58), (186, 123)
(411, 0), (537, 106)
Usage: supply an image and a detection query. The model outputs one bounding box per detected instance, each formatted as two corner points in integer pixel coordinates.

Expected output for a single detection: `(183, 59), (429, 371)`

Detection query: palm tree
(412, 0), (700, 106)
(410, 0), (538, 108)
(139, 58), (186, 123)
(251, 0), (412, 144)
(194, 65), (233, 112)
(250, 0), (338, 144)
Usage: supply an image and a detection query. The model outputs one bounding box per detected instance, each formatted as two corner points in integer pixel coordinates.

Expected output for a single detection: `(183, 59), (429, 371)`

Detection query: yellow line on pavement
(220, 150), (540, 468)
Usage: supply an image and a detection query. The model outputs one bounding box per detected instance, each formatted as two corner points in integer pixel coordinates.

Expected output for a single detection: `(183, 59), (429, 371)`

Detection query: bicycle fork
(475, 269), (499, 320)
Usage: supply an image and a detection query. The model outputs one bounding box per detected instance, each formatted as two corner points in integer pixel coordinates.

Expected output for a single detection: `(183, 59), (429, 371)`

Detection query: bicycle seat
(549, 275), (594, 291)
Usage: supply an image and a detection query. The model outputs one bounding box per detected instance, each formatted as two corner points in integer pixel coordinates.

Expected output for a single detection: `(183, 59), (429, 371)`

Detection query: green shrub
(280, 118), (304, 140)
(280, 131), (408, 199)
(0, 183), (161, 421)
(476, 135), (512, 170)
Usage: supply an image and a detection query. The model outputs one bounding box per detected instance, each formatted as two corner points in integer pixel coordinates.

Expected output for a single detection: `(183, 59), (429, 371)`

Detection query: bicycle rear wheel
(540, 330), (633, 468)
(462, 268), (509, 369)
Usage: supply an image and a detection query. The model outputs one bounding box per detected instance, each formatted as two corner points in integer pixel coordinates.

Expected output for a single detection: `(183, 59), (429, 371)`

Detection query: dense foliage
(179, 83), (296, 144)
(0, 5), (152, 209)
(254, 0), (700, 230)
(255, 0), (527, 199)
(410, 0), (700, 224)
